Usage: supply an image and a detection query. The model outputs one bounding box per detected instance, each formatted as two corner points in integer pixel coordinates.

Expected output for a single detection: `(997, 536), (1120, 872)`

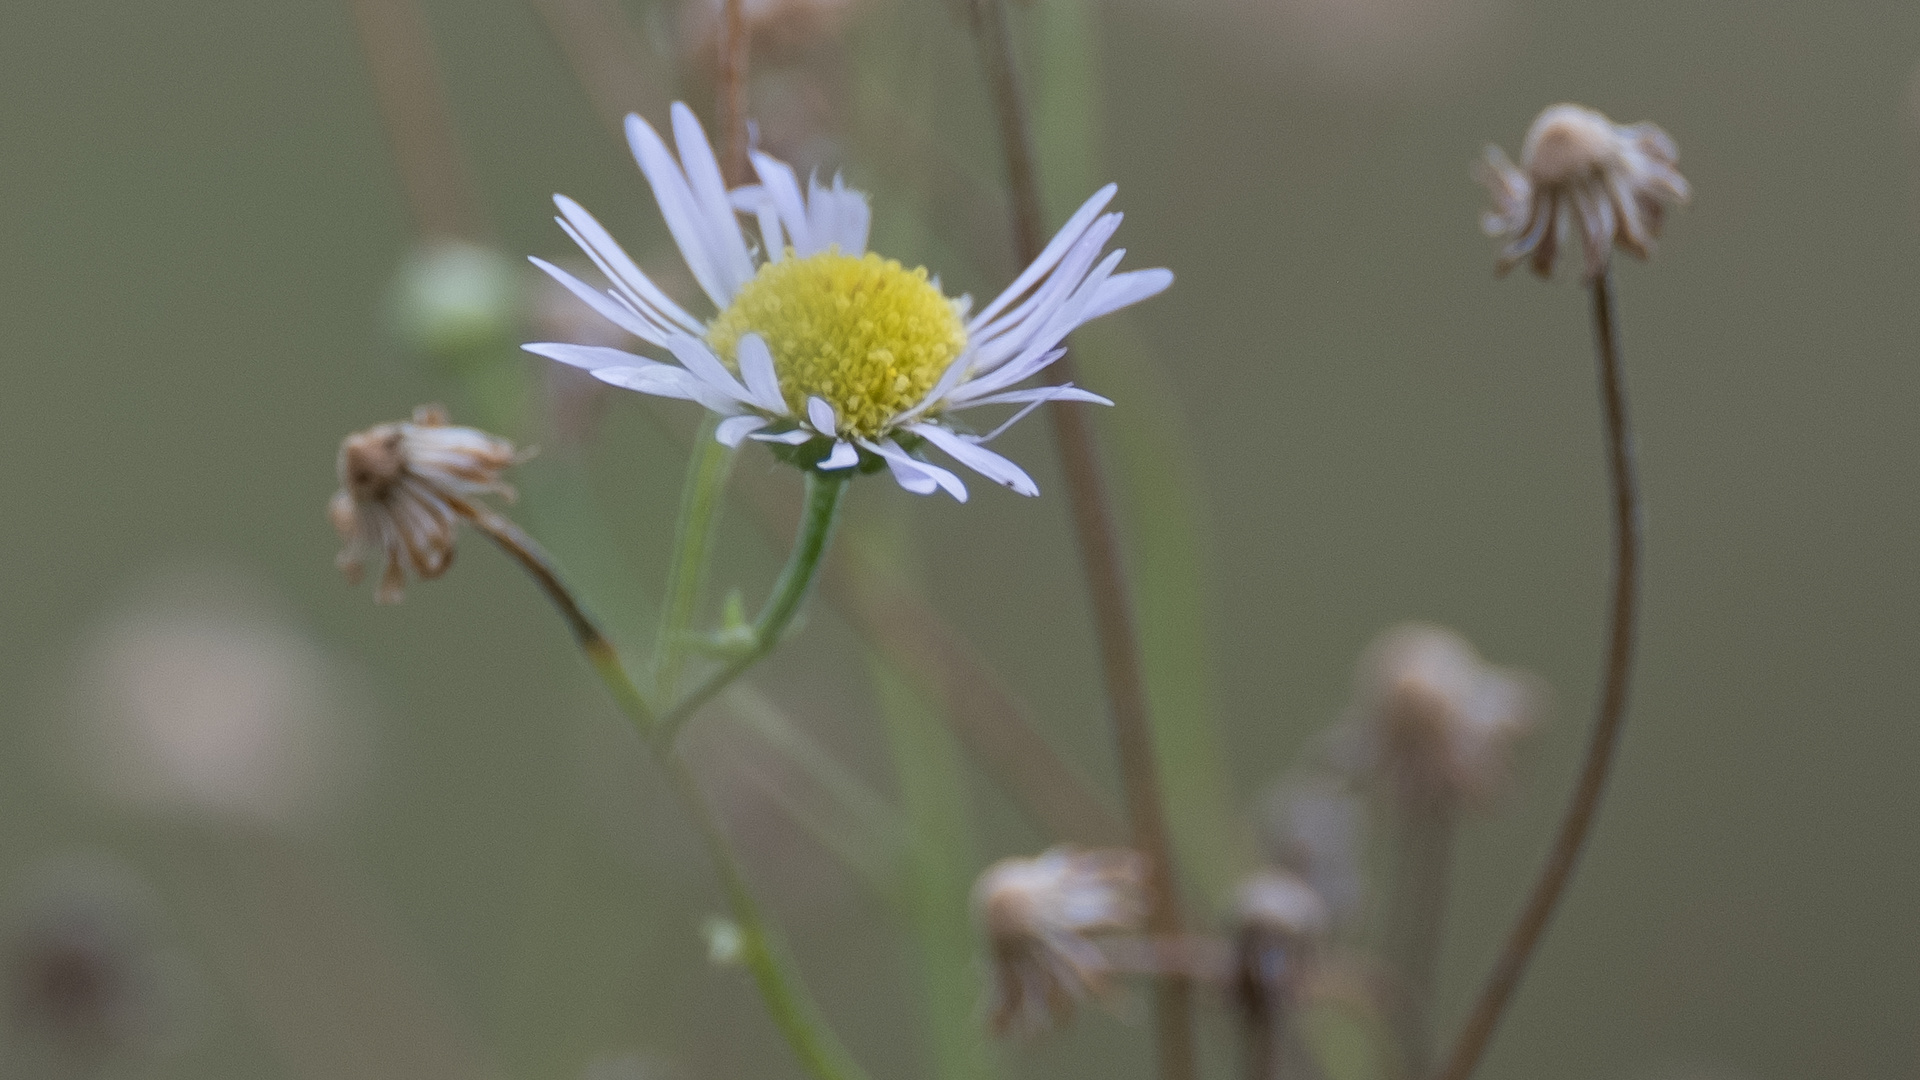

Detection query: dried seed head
(973, 847), (1146, 1036)
(1479, 103), (1690, 280)
(1350, 623), (1542, 809)
(1234, 870), (1330, 945)
(1260, 776), (1366, 926)
(329, 406), (520, 604)
(1230, 869), (1329, 1017)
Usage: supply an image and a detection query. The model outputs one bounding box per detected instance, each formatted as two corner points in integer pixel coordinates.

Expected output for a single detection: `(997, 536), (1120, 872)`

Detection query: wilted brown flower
(1230, 868), (1329, 1026)
(1479, 103), (1690, 280)
(1350, 623), (1542, 808)
(973, 847), (1145, 1036)
(329, 405), (520, 603)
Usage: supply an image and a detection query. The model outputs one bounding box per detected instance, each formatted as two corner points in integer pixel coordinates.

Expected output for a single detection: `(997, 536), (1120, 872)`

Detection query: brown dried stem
(966, 2), (1193, 1078)
(1433, 272), (1640, 1080)
(524, 0), (666, 137)
(344, 0), (484, 240)
(719, 0), (752, 183)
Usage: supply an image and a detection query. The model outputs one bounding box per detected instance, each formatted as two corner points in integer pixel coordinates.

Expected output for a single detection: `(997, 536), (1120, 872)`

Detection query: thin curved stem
(460, 496), (866, 1080)
(966, 4), (1194, 1079)
(662, 752), (874, 1080)
(655, 469), (850, 744)
(654, 416), (737, 698)
(456, 497), (655, 726)
(1433, 272), (1640, 1080)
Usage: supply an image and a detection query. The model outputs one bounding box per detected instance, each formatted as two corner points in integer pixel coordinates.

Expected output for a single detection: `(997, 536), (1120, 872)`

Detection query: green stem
(655, 417), (738, 698)
(656, 469), (850, 744)
(662, 753), (873, 1080)
(457, 497), (656, 727)
(461, 496), (867, 1080)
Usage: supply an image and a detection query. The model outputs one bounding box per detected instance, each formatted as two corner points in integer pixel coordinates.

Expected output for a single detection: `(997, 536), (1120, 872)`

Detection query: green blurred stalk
(871, 655), (994, 1080)
(654, 417), (738, 697)
(1026, 0), (1244, 901)
(655, 469), (850, 744)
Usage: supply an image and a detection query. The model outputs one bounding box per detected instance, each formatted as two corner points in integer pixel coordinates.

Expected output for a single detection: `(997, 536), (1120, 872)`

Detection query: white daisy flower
(523, 103), (1172, 501)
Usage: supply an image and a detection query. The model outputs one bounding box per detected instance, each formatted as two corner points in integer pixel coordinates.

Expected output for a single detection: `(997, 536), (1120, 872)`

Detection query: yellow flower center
(706, 250), (968, 439)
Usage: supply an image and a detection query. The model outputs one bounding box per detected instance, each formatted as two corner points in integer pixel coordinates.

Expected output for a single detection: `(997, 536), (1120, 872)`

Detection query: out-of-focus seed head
(1478, 103), (1690, 280)
(1230, 868), (1330, 1018)
(1234, 869), (1330, 944)
(1259, 776), (1366, 926)
(330, 406), (521, 604)
(1349, 623), (1543, 809)
(67, 566), (371, 829)
(2, 856), (185, 1068)
(973, 847), (1146, 1037)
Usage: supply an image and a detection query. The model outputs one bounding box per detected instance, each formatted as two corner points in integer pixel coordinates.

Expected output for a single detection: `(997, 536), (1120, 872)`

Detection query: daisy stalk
(965, 1), (1195, 1078)
(653, 415), (737, 699)
(1439, 104), (1688, 1080)
(653, 469), (851, 746)
(460, 480), (870, 1080)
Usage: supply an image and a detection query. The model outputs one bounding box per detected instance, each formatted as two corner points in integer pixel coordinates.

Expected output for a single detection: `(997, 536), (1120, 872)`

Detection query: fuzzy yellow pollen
(706, 250), (968, 439)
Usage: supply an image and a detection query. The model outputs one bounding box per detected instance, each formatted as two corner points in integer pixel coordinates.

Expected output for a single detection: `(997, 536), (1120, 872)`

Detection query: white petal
(626, 111), (736, 309)
(755, 201), (784, 262)
(664, 334), (756, 405)
(593, 365), (741, 413)
(969, 183), (1117, 331)
(529, 256), (663, 343)
(946, 345), (1071, 406)
(966, 247), (1129, 396)
(553, 194), (703, 333)
(751, 151), (816, 255)
(729, 184), (765, 212)
(809, 174), (870, 254)
(716, 414), (770, 446)
(522, 342), (655, 371)
(806, 396), (839, 436)
(1080, 268), (1173, 322)
(879, 456), (938, 494)
(910, 423), (1038, 496)
(819, 440), (859, 470)
(670, 103), (756, 293)
(899, 352), (975, 422)
(751, 427), (816, 445)
(969, 213), (1123, 371)
(736, 333), (789, 413)
(865, 439), (967, 502)
(952, 384), (1113, 408)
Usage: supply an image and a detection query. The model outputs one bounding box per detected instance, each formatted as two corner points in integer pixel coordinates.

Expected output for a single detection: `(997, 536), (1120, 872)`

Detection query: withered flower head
(1479, 103), (1690, 280)
(1234, 869), (1330, 951)
(973, 846), (1146, 1036)
(1230, 869), (1330, 1015)
(1351, 623), (1542, 808)
(329, 405), (520, 604)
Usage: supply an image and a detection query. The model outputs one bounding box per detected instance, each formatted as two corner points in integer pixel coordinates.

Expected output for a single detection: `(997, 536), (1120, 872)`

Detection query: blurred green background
(1, 0), (1916, 1078)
